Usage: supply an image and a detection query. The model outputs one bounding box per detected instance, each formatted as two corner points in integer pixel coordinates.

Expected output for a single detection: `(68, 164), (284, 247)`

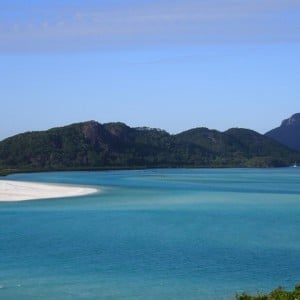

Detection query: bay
(1, 168), (300, 299)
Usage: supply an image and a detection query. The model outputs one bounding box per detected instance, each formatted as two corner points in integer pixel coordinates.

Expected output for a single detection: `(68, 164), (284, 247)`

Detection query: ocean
(1, 168), (300, 299)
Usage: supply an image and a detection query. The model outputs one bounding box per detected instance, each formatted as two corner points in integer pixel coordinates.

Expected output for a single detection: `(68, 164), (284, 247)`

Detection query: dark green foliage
(236, 293), (268, 300)
(236, 284), (300, 300)
(0, 121), (299, 173)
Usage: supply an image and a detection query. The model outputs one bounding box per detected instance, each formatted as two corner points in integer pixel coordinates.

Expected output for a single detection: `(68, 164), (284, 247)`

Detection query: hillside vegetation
(0, 120), (299, 174)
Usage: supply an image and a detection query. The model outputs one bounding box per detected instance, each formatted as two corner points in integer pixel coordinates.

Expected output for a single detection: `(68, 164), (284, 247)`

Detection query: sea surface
(1, 168), (300, 299)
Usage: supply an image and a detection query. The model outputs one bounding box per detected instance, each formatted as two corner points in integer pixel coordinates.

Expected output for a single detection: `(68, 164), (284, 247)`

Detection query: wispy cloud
(0, 0), (299, 52)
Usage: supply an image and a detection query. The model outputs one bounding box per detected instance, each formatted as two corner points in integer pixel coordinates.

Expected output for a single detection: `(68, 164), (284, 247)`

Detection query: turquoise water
(1, 168), (300, 299)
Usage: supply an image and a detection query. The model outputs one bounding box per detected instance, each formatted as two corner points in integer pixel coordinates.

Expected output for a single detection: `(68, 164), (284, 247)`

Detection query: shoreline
(0, 180), (98, 202)
(0, 165), (293, 177)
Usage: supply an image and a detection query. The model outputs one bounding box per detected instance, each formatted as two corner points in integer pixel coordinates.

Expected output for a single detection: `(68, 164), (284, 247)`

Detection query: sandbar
(0, 180), (98, 201)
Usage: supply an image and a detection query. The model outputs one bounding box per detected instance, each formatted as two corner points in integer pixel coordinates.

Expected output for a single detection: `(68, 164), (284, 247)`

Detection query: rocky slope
(265, 113), (300, 151)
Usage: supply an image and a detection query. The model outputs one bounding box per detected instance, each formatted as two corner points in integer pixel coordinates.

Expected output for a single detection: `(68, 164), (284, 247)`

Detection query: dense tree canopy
(0, 121), (299, 174)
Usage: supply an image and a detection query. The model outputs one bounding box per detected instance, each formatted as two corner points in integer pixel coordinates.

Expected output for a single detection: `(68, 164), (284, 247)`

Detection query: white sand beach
(0, 180), (98, 201)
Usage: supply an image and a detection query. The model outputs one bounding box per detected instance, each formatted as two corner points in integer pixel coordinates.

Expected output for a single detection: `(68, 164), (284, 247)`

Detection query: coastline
(0, 180), (98, 201)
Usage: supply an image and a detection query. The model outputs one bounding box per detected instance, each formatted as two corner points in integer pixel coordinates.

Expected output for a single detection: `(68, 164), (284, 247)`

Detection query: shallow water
(1, 168), (300, 299)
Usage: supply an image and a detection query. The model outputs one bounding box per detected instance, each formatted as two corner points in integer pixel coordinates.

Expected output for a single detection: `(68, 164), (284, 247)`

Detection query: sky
(1, 0), (300, 140)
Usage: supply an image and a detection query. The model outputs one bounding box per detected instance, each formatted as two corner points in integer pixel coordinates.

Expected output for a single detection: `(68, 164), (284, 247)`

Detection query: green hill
(265, 113), (300, 151)
(0, 121), (299, 174)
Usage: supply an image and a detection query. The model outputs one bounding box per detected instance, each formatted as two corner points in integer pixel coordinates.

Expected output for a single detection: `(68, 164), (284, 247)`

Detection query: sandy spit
(0, 180), (98, 201)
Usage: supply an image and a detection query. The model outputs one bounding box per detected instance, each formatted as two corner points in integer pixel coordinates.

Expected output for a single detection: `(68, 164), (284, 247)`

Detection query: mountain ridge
(0, 120), (299, 174)
(265, 113), (300, 151)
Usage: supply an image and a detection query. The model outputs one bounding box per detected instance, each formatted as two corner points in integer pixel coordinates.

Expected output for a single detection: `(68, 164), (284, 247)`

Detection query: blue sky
(1, 0), (300, 140)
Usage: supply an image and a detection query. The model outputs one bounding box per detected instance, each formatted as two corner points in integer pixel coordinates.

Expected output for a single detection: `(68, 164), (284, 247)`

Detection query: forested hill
(265, 113), (300, 151)
(0, 120), (299, 174)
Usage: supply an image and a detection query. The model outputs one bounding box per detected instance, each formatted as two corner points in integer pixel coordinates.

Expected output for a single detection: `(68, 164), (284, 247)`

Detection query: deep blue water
(1, 168), (300, 299)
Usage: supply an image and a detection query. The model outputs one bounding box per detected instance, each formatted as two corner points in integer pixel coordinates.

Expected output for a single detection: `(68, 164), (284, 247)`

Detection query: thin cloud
(0, 0), (300, 52)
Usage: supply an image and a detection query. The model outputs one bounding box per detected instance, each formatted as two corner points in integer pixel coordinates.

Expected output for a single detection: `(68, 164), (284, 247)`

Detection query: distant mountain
(0, 120), (299, 174)
(265, 113), (300, 151)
